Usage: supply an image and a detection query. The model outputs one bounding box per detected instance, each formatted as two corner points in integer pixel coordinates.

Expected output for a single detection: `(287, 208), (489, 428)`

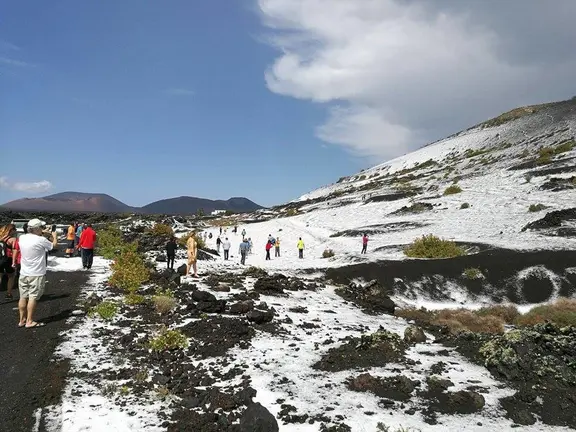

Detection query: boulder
(192, 290), (217, 302)
(404, 325), (427, 344)
(239, 403), (279, 432)
(197, 300), (226, 313)
(229, 301), (254, 315)
(246, 309), (274, 324)
(177, 264), (187, 276)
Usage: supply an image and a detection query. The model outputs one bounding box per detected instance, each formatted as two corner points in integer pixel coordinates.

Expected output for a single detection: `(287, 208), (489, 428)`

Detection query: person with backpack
(297, 237), (305, 259)
(239, 238), (250, 265)
(165, 237), (177, 270)
(0, 224), (18, 299)
(361, 233), (369, 254)
(275, 237), (281, 257)
(265, 239), (272, 260)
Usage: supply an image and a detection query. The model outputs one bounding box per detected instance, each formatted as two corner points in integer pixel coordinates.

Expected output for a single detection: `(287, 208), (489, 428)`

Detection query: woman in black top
(165, 237), (177, 270)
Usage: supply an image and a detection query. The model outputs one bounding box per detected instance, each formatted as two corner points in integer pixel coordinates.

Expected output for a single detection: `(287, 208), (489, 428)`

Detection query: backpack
(0, 239), (9, 267)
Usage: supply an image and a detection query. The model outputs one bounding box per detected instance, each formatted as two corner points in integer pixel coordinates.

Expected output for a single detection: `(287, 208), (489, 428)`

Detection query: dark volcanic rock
(347, 373), (417, 401)
(335, 280), (396, 315)
(229, 301), (254, 315)
(434, 390), (486, 414)
(404, 325), (427, 344)
(192, 290), (217, 302)
(239, 403), (279, 432)
(522, 208), (576, 235)
(246, 309), (274, 324)
(253, 275), (288, 295)
(313, 328), (407, 372)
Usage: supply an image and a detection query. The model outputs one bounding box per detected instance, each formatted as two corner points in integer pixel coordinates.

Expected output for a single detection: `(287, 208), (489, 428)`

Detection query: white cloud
(257, 0), (576, 160)
(0, 56), (32, 67)
(163, 88), (195, 96)
(0, 176), (53, 193)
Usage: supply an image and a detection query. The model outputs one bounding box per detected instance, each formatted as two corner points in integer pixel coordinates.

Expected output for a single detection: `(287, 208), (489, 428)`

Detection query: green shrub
(125, 293), (146, 305)
(178, 231), (205, 249)
(109, 247), (150, 293)
(515, 298), (576, 327)
(444, 184), (462, 195)
(536, 140), (575, 165)
(404, 235), (465, 259)
(153, 295), (177, 315)
(322, 248), (335, 258)
(460, 202), (470, 209)
(463, 268), (482, 279)
(149, 223), (173, 237)
(528, 203), (547, 212)
(97, 225), (125, 259)
(149, 327), (189, 352)
(286, 208), (298, 216)
(476, 305), (520, 324)
(89, 301), (118, 320)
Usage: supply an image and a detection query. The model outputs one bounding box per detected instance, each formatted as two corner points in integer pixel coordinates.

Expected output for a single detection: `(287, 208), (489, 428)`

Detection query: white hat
(28, 218), (45, 228)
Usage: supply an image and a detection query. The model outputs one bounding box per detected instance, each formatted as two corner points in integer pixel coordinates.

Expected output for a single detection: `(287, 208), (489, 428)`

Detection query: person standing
(265, 240), (272, 260)
(0, 224), (18, 299)
(248, 237), (253, 254)
(239, 238), (249, 265)
(166, 237), (177, 270)
(78, 224), (97, 270)
(274, 237), (281, 257)
(241, 228), (246, 238)
(297, 237), (305, 259)
(65, 223), (75, 257)
(50, 224), (58, 249)
(361, 233), (369, 254)
(185, 233), (198, 277)
(222, 237), (231, 260)
(17, 219), (54, 328)
(216, 236), (222, 253)
(75, 223), (84, 256)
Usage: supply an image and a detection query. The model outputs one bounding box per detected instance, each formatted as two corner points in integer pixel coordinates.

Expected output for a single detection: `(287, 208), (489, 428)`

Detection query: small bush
(149, 223), (173, 237)
(434, 309), (505, 334)
(149, 327), (189, 352)
(515, 298), (576, 327)
(125, 293), (146, 305)
(133, 369), (149, 384)
(286, 208), (298, 216)
(153, 295), (177, 315)
(404, 235), (465, 259)
(89, 301), (118, 320)
(178, 231), (205, 249)
(97, 225), (125, 259)
(322, 249), (335, 258)
(463, 267), (482, 279)
(528, 203), (547, 212)
(536, 140), (575, 165)
(444, 184), (462, 195)
(476, 304), (520, 324)
(460, 202), (470, 209)
(109, 246), (150, 293)
(395, 307), (435, 324)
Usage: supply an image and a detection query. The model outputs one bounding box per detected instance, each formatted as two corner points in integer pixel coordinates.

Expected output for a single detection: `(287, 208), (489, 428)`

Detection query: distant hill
(140, 196), (262, 215)
(0, 192), (263, 215)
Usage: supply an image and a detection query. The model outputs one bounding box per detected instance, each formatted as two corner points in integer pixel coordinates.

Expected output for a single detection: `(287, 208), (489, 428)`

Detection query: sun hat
(28, 218), (45, 228)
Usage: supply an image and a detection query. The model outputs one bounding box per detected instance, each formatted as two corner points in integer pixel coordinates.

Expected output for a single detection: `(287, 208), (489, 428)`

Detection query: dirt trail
(0, 268), (88, 432)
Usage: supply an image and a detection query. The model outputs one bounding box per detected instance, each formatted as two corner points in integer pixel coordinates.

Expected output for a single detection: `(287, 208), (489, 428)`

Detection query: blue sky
(0, 0), (367, 207)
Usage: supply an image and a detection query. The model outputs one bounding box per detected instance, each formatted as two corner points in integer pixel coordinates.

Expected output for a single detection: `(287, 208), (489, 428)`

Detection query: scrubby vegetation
(153, 295), (177, 315)
(286, 208), (298, 216)
(149, 223), (173, 237)
(90, 301), (118, 321)
(322, 248), (335, 258)
(443, 184), (463, 195)
(528, 203), (547, 212)
(124, 293), (146, 305)
(404, 235), (465, 259)
(177, 231), (205, 249)
(109, 244), (150, 293)
(96, 225), (125, 259)
(536, 140), (575, 165)
(396, 299), (576, 334)
(149, 327), (189, 352)
(481, 104), (547, 128)
(463, 267), (482, 279)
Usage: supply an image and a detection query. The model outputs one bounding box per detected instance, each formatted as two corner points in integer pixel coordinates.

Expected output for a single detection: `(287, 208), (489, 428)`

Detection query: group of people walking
(66, 222), (97, 269)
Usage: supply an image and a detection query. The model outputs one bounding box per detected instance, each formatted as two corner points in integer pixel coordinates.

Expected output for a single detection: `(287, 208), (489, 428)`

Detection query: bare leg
(6, 274), (15, 296)
(26, 298), (38, 326)
(18, 297), (27, 326)
(192, 261), (198, 277)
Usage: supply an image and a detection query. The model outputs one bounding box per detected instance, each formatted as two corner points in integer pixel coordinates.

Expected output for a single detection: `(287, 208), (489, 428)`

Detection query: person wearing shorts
(17, 219), (53, 328)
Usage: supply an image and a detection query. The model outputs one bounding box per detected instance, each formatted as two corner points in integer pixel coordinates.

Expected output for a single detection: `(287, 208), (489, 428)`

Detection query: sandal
(18, 323), (26, 328)
(25, 322), (46, 329)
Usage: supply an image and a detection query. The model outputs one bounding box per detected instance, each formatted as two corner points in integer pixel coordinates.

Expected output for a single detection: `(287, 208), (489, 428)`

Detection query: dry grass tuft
(153, 295), (177, 315)
(516, 298), (576, 327)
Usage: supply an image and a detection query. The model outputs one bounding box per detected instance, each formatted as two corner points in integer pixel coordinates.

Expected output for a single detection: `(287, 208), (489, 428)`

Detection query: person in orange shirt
(65, 223), (76, 257)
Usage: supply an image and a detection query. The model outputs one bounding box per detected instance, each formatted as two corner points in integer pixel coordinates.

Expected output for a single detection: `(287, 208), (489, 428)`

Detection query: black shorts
(0, 261), (15, 274)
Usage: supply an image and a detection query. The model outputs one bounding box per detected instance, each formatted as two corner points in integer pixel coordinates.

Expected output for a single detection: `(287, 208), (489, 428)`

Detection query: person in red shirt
(361, 233), (369, 254)
(265, 240), (272, 260)
(77, 224), (97, 270)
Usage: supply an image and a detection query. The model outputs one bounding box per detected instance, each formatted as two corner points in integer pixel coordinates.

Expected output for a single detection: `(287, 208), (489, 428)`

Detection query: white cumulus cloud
(0, 176), (53, 193)
(257, 0), (576, 161)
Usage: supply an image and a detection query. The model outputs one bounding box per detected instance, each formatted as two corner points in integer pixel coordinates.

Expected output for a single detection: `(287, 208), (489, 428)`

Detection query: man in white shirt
(222, 237), (231, 260)
(17, 218), (53, 328)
